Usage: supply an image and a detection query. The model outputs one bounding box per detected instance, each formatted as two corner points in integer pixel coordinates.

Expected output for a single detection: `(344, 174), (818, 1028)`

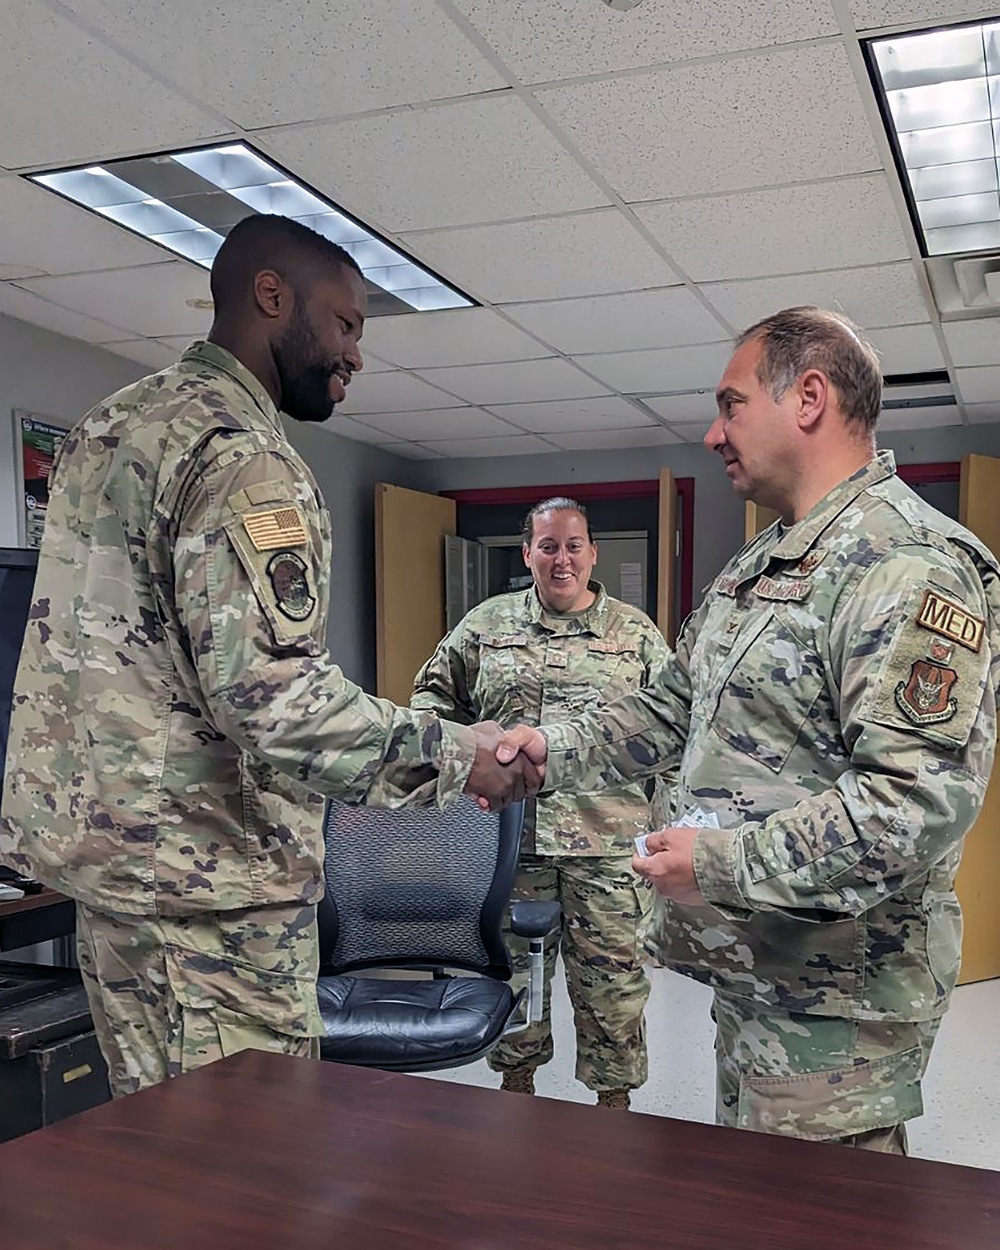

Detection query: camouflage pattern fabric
(486, 853), (653, 1091)
(544, 454), (1000, 1021)
(712, 990), (940, 1152)
(412, 583), (670, 856)
(1, 340), (477, 919)
(0, 340), (479, 1089)
(76, 902), (321, 1097)
(413, 584), (666, 1090)
(540, 454), (1000, 1134)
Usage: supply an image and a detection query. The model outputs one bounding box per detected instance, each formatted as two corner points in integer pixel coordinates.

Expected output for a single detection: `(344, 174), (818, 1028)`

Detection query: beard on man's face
(274, 306), (340, 424)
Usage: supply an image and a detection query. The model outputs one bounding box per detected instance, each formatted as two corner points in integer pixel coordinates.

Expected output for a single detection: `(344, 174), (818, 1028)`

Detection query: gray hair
(521, 497), (594, 545)
(735, 306), (882, 433)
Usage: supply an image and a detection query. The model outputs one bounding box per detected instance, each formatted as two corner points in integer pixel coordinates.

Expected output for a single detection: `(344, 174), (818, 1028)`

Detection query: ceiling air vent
(925, 251), (1000, 320)
(600, 0), (650, 10)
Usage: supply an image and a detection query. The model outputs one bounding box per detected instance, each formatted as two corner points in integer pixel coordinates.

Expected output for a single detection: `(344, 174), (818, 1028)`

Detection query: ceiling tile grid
(2, 0), (1000, 454)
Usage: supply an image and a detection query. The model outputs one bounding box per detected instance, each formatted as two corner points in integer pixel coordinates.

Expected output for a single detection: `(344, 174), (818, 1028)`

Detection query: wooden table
(0, 1049), (997, 1249)
(0, 888), (74, 953)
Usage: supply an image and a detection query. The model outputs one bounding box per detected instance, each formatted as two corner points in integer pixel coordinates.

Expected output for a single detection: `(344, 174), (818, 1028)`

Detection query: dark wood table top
(0, 1049), (997, 1250)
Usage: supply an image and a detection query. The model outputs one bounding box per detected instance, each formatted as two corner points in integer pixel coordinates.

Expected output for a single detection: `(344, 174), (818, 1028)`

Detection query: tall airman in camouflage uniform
(0, 214), (538, 1097)
(498, 309), (1000, 1152)
(413, 499), (670, 1109)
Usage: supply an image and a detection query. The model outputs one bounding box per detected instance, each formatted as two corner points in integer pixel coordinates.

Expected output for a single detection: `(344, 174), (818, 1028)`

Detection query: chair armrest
(510, 901), (561, 940)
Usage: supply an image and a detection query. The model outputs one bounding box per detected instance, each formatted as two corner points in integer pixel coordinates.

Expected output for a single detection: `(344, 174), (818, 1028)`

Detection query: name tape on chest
(243, 506), (308, 552)
(916, 589), (985, 654)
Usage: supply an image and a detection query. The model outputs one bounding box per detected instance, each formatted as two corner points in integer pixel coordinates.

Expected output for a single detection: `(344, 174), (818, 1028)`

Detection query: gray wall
(408, 424), (1000, 601)
(283, 421), (420, 688)
(0, 313), (145, 546)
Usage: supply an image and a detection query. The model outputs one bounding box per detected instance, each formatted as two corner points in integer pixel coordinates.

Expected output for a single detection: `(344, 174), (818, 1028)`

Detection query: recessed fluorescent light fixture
(865, 20), (1000, 257)
(27, 143), (474, 315)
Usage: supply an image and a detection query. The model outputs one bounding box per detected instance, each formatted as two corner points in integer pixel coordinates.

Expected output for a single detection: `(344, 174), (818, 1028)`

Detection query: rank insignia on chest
(895, 639), (959, 725)
(267, 551), (315, 621)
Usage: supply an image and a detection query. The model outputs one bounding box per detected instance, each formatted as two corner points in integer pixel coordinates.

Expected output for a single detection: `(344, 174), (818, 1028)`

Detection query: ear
(253, 269), (290, 320)
(797, 368), (829, 432)
(522, 543), (531, 569)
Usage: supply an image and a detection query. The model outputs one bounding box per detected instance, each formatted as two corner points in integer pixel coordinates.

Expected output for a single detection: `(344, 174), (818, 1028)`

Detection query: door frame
(441, 478), (696, 621)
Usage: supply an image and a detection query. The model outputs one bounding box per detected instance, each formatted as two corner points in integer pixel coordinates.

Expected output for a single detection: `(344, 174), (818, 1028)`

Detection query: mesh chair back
(319, 797), (522, 980)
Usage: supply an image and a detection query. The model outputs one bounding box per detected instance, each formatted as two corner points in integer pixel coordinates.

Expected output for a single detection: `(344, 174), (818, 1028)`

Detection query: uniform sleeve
(165, 444), (476, 807)
(694, 545), (997, 920)
(410, 625), (477, 724)
(540, 611), (695, 792)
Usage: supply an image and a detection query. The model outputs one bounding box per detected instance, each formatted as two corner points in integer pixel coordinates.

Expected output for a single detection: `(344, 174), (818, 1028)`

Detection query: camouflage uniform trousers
(488, 853), (653, 1091)
(712, 991), (942, 1154)
(75, 902), (322, 1098)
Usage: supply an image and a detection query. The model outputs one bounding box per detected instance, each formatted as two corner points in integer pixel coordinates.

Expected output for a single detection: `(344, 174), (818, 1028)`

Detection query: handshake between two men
(461, 722), (704, 906)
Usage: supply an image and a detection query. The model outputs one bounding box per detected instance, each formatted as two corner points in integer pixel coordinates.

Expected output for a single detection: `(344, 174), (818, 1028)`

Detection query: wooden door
(956, 454), (1000, 983)
(374, 483), (455, 705)
(657, 467), (678, 646)
(744, 501), (780, 541)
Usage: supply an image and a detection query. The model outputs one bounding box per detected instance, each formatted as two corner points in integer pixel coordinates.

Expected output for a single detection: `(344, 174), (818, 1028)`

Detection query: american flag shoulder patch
(242, 505), (308, 552)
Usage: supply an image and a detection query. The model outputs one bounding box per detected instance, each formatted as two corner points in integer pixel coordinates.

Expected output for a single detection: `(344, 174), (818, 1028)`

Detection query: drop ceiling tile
(502, 288), (726, 355)
(16, 264), (213, 338)
(0, 177), (172, 276)
(363, 353), (407, 374)
(850, 1), (986, 33)
(700, 263), (929, 333)
(865, 324), (944, 374)
(942, 320), (1000, 369)
(421, 434), (558, 458)
(103, 339), (180, 369)
(455, 0), (838, 82)
(0, 3), (226, 168)
(0, 282), (132, 343)
(361, 407), (519, 440)
(380, 441), (446, 460)
(61, 0), (504, 129)
(263, 95), (609, 233)
(415, 357), (610, 405)
(535, 45), (880, 203)
(965, 402), (1000, 424)
(878, 405), (963, 430)
(642, 393), (717, 424)
(365, 308), (548, 369)
(635, 175), (909, 282)
(341, 371), (465, 414)
(327, 417), (395, 444)
(482, 395), (654, 433)
(544, 427), (682, 451)
(402, 209), (678, 303)
(955, 366), (1000, 406)
(580, 342), (732, 393)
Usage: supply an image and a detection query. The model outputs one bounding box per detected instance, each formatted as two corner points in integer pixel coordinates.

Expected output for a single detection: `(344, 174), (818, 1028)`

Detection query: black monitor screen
(0, 549), (38, 786)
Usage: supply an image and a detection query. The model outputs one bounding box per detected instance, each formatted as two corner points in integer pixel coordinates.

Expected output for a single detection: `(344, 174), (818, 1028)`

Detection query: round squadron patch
(266, 551), (315, 621)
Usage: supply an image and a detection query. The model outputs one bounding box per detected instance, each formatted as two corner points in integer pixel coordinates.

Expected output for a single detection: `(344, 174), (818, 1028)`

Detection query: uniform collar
(182, 341), (284, 436)
(525, 581), (609, 635)
(771, 450), (896, 561)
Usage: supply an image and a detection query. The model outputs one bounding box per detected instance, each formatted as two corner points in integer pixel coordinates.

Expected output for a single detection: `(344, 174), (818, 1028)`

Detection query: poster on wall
(13, 410), (70, 549)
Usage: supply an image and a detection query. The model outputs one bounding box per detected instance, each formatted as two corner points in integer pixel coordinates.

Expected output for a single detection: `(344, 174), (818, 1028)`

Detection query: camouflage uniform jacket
(0, 341), (476, 918)
(542, 453), (1000, 1020)
(411, 583), (670, 855)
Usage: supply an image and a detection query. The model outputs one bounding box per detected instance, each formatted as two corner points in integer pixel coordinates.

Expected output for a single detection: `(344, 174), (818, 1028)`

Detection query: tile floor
(427, 962), (1000, 1171)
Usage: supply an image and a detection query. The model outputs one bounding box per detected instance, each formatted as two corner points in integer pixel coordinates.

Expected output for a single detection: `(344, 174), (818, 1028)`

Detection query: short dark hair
(521, 497), (594, 545)
(735, 306), (882, 433)
(210, 213), (362, 312)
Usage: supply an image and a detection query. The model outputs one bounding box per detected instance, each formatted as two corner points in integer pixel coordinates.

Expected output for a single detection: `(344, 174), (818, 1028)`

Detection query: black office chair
(316, 797), (560, 1073)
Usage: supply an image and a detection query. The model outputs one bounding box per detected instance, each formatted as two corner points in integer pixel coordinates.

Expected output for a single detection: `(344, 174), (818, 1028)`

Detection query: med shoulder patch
(863, 583), (990, 748)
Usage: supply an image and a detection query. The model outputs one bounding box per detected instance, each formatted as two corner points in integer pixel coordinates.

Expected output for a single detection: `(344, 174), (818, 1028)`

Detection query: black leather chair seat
(317, 975), (518, 1072)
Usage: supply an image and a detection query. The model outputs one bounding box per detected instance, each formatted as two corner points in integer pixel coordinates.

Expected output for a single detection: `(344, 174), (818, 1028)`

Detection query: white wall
(407, 422), (1000, 598)
(0, 313), (145, 546)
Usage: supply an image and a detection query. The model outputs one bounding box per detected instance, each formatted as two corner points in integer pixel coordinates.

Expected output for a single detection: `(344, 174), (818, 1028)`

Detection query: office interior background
(1, 0), (1000, 1168)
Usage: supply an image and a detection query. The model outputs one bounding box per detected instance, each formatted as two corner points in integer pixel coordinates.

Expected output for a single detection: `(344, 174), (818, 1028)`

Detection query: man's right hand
(495, 724), (548, 768)
(465, 721), (545, 811)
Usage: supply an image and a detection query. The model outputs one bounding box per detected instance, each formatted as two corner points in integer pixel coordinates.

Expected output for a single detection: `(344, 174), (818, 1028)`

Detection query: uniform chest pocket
(583, 642), (647, 698)
(709, 610), (827, 774)
(476, 633), (532, 719)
